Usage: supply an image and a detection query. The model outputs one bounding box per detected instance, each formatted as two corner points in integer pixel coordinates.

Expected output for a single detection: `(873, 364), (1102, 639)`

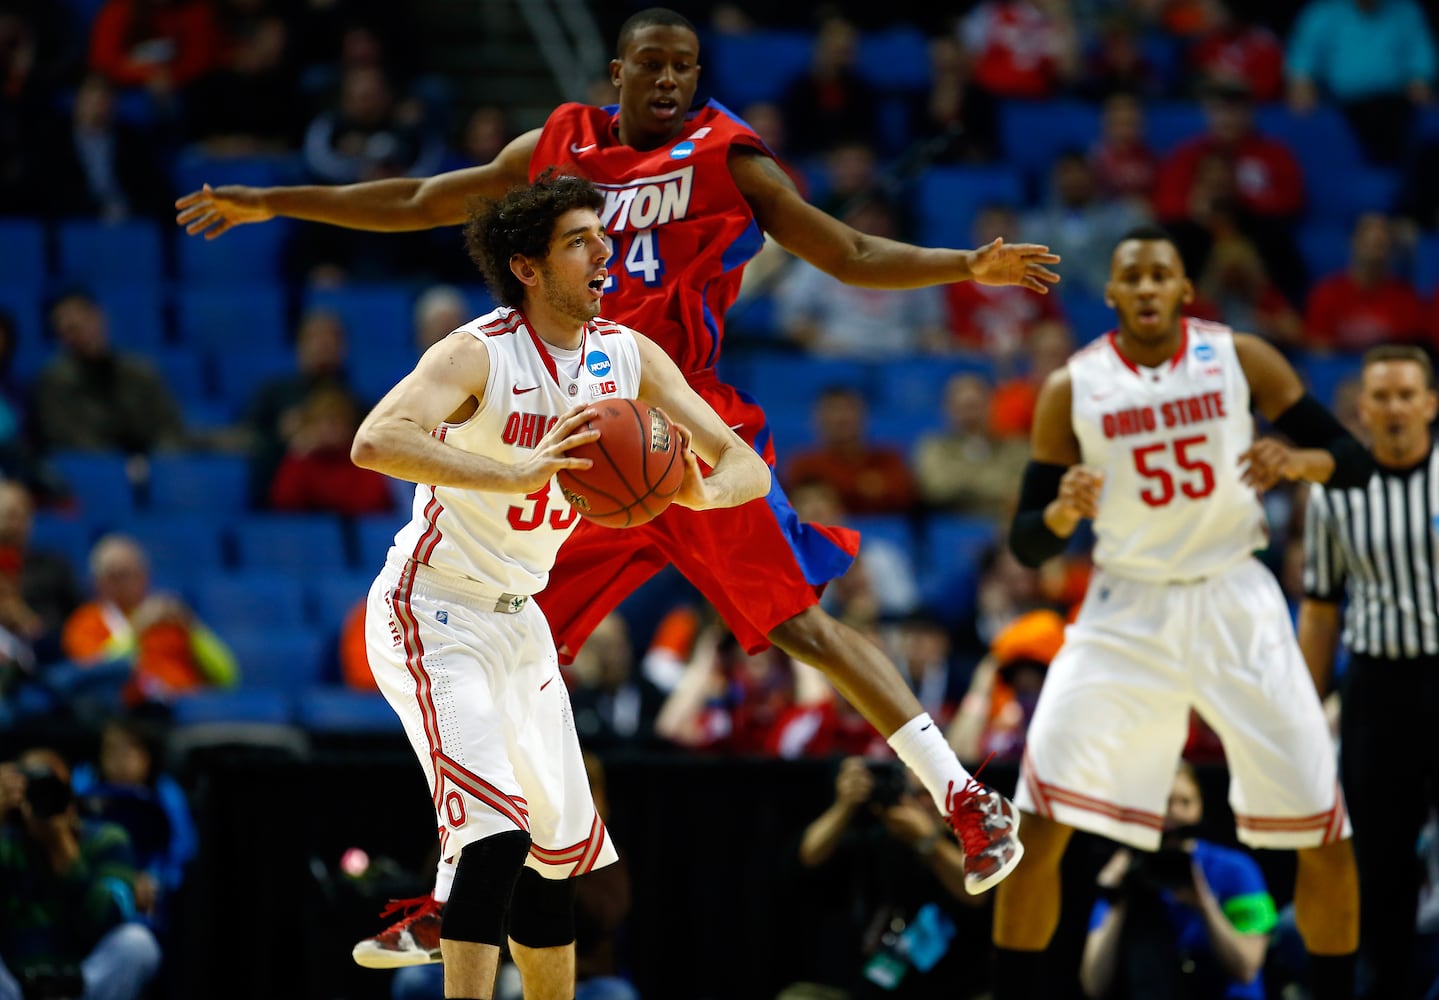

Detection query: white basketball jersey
(1069, 318), (1266, 582)
(390, 307), (643, 594)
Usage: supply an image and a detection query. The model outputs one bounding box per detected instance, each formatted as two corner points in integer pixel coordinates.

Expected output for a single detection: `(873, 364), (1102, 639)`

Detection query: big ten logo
(647, 408), (671, 453)
(588, 379), (617, 398)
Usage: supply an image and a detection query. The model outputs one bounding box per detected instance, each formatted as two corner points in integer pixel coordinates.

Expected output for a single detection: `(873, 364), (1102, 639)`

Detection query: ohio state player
(177, 6), (1056, 962)
(995, 225), (1366, 1000)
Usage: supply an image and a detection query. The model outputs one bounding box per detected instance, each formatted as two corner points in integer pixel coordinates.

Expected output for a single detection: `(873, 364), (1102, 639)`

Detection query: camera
(867, 762), (908, 808)
(1121, 846), (1194, 895)
(20, 765), (72, 819)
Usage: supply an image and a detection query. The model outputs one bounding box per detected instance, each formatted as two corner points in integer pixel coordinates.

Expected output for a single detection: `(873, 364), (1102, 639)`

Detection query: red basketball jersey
(530, 101), (769, 376)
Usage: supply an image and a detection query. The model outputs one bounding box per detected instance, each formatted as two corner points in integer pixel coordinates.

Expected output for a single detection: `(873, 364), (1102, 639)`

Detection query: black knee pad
(506, 867), (577, 949)
(442, 830), (532, 945)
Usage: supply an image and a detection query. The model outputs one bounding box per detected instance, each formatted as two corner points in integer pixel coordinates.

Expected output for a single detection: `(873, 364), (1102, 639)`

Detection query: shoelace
(376, 894), (441, 928)
(945, 752), (1002, 861)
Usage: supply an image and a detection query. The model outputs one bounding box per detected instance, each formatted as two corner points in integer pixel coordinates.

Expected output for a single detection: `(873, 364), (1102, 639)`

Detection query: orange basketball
(556, 398), (685, 528)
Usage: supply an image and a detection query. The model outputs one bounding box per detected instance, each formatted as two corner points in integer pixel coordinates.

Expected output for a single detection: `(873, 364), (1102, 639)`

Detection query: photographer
(1080, 763), (1275, 1000)
(784, 756), (987, 998)
(0, 748), (160, 1000)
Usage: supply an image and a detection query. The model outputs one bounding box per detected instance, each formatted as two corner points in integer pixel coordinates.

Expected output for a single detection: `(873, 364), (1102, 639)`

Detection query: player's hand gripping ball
(557, 399), (685, 528)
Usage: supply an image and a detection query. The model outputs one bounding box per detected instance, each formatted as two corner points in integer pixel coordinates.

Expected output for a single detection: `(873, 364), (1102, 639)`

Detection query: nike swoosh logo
(570, 143), (596, 154)
(1090, 390), (1116, 402)
(540, 676), (555, 691)
(919, 723), (932, 732)
(513, 384), (539, 395)
(728, 422), (744, 431)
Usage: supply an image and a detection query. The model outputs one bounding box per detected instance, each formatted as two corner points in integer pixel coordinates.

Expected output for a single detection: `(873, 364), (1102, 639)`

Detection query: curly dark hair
(464, 171), (607, 308)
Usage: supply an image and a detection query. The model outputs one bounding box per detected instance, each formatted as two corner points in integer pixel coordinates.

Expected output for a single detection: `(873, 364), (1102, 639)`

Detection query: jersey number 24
(603, 230), (665, 289)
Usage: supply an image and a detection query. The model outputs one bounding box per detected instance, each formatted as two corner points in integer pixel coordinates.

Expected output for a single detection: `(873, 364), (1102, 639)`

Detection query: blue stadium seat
(913, 166), (1024, 248)
(307, 572), (375, 636)
(874, 356), (997, 420)
(48, 452), (136, 519)
(916, 514), (999, 624)
(1255, 105), (1363, 170)
(1143, 102), (1207, 155)
(349, 346), (415, 407)
(170, 689), (293, 726)
(123, 512), (231, 576)
(1298, 353), (1363, 409)
(175, 220), (292, 284)
(150, 348), (211, 408)
(1414, 234), (1439, 297)
(210, 346), (294, 418)
(856, 26), (932, 93)
(232, 514), (349, 572)
(354, 515), (403, 571)
(170, 148), (299, 198)
(1296, 224), (1352, 284)
(57, 220), (163, 285)
(1062, 292), (1117, 344)
(147, 453), (252, 514)
(90, 284), (166, 352)
(302, 285), (413, 353)
(0, 219), (46, 289)
(743, 355), (874, 421)
(1305, 164), (1399, 227)
(848, 514), (916, 566)
(0, 285), (45, 377)
(193, 572), (308, 633)
(28, 512), (95, 571)
(998, 100), (1101, 185)
(228, 628), (328, 695)
(294, 688), (396, 733)
(175, 285), (288, 354)
(702, 31), (812, 109)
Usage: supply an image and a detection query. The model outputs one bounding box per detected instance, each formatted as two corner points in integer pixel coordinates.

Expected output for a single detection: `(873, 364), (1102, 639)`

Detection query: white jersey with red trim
(1070, 317), (1265, 582)
(390, 306), (643, 595)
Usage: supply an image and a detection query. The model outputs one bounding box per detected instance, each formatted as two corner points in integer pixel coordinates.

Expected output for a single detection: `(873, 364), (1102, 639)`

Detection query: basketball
(556, 398), (686, 528)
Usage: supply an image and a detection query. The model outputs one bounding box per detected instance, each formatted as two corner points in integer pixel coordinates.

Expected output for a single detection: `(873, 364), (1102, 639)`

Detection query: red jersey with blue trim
(530, 100), (768, 377)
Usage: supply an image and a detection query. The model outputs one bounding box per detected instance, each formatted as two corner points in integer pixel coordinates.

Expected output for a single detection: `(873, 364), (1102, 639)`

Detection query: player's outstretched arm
(729, 148), (1060, 293)
(352, 336), (598, 492)
(633, 334), (770, 511)
(176, 131), (542, 239)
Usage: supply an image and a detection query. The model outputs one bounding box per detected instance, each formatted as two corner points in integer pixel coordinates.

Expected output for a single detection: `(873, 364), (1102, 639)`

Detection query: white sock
(433, 858), (456, 904)
(887, 713), (974, 813)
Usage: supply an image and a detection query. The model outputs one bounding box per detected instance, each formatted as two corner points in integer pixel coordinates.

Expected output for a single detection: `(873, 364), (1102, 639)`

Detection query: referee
(1300, 344), (1439, 999)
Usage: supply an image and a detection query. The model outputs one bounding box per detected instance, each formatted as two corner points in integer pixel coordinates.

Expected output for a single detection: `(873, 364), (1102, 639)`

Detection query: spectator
(411, 284), (469, 355)
(34, 291), (185, 455)
(42, 73), (169, 223)
(267, 386), (394, 516)
(0, 746), (162, 1000)
(784, 386), (919, 516)
(947, 608), (1063, 766)
(183, 0), (296, 149)
(71, 715), (197, 929)
(914, 373), (1031, 519)
(1089, 91), (1159, 205)
(87, 0), (219, 102)
(1020, 151), (1150, 301)
(1080, 763), (1276, 999)
(1305, 213), (1427, 351)
(1395, 137), (1439, 233)
(811, 139), (881, 219)
(782, 756), (988, 997)
(882, 610), (961, 729)
(0, 479), (82, 666)
(453, 104), (510, 167)
(774, 195), (949, 359)
(1195, 232), (1304, 349)
(61, 534), (238, 708)
(1078, 14), (1167, 101)
(301, 64), (444, 185)
(778, 11), (880, 157)
(567, 613), (666, 752)
(911, 35), (999, 164)
(1187, 0), (1286, 101)
(945, 205), (1067, 367)
(1287, 0), (1437, 164)
(736, 100), (808, 195)
(989, 321), (1074, 440)
(960, 0), (1080, 100)
(245, 308), (364, 505)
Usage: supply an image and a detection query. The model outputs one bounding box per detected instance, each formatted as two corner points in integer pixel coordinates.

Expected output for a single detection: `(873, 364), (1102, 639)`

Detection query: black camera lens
(20, 767), (72, 819)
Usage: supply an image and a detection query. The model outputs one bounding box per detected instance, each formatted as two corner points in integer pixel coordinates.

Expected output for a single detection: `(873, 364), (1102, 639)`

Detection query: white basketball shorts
(366, 556), (618, 878)
(1017, 557), (1349, 850)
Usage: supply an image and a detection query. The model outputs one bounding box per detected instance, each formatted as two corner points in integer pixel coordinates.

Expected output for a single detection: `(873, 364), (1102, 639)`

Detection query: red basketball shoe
(947, 777), (1024, 894)
(351, 895), (443, 968)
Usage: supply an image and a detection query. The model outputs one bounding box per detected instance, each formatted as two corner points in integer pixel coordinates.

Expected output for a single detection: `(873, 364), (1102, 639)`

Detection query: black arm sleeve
(1270, 394), (1375, 490)
(1009, 461), (1070, 568)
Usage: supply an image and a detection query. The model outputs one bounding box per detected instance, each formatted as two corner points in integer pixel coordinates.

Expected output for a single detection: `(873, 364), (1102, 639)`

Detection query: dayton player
(992, 225), (1366, 1000)
(353, 173), (770, 997)
(177, 7), (1054, 943)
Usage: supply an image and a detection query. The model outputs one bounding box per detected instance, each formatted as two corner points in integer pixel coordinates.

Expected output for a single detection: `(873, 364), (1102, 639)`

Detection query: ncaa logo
(670, 141), (695, 160)
(1193, 343), (1215, 362)
(585, 350), (612, 377)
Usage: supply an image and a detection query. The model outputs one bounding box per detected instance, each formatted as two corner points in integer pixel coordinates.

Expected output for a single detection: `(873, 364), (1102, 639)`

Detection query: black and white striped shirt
(1303, 448), (1439, 659)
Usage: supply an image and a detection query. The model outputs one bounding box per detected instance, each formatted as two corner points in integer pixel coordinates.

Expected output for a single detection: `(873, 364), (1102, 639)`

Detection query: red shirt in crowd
(1152, 133), (1305, 220)
(1188, 27), (1286, 102)
(89, 0), (220, 89)
(783, 447), (918, 516)
(269, 447), (396, 517)
(1305, 273), (1428, 351)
